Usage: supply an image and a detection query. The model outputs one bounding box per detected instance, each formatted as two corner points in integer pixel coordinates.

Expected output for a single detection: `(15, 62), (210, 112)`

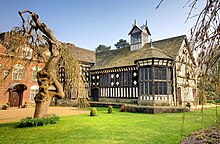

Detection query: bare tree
(14, 10), (89, 118)
(157, 0), (220, 104)
(188, 0), (220, 105)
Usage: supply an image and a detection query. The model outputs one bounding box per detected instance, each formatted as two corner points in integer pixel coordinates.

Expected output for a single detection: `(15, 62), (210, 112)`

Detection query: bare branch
(156, 0), (164, 9)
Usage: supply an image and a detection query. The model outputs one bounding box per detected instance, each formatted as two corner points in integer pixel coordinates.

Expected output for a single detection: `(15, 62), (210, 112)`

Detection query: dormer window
(22, 46), (33, 59)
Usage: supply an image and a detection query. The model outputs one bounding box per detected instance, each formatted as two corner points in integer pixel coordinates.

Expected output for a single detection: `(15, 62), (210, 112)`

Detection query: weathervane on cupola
(128, 20), (151, 51)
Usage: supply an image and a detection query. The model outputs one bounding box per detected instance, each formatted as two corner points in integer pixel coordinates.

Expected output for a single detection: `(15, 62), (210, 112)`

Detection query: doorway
(7, 83), (27, 107)
(93, 88), (99, 101)
(9, 91), (20, 107)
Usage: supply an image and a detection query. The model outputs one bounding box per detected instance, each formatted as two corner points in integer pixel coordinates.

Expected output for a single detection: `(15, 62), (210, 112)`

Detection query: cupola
(128, 20), (151, 51)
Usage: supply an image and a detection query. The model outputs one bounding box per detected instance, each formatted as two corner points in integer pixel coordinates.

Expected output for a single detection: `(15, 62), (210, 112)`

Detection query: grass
(0, 107), (219, 144)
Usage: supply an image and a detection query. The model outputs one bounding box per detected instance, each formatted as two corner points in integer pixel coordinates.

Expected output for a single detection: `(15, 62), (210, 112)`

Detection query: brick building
(0, 38), (95, 108)
(0, 43), (45, 107)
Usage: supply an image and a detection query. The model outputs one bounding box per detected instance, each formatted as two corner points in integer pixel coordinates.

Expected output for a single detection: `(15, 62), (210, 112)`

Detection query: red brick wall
(0, 45), (45, 106)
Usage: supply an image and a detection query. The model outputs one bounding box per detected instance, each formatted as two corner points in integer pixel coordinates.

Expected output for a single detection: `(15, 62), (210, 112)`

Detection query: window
(59, 67), (65, 88)
(32, 66), (42, 81)
(131, 32), (141, 44)
(123, 72), (129, 86)
(30, 85), (39, 102)
(139, 66), (153, 95)
(12, 64), (24, 80)
(154, 81), (168, 95)
(139, 66), (172, 96)
(22, 47), (33, 59)
(154, 67), (166, 80)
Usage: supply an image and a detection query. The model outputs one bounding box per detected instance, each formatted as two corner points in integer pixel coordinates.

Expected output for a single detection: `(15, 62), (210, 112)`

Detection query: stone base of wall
(138, 100), (171, 106)
(98, 98), (138, 104)
(89, 101), (190, 114)
(50, 98), (78, 107)
(124, 104), (189, 114)
(90, 101), (123, 108)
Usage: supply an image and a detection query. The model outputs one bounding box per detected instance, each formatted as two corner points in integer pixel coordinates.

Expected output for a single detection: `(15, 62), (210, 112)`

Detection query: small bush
(120, 104), (126, 112)
(108, 105), (113, 114)
(90, 108), (98, 116)
(17, 114), (60, 128)
(215, 99), (220, 103)
(207, 100), (216, 104)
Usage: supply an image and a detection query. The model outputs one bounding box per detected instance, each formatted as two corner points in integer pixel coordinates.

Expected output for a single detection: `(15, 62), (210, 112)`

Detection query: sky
(0, 0), (205, 51)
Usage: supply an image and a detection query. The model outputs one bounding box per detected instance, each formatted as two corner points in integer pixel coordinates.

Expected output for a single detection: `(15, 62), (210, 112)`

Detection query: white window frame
(30, 85), (39, 102)
(32, 66), (42, 81)
(22, 46), (33, 59)
(12, 64), (24, 80)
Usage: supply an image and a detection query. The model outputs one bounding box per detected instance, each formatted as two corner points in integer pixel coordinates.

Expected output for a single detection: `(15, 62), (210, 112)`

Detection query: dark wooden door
(9, 91), (20, 107)
(93, 88), (99, 101)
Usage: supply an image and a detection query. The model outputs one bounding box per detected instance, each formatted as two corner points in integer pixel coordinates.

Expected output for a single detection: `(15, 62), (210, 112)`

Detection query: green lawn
(0, 107), (219, 144)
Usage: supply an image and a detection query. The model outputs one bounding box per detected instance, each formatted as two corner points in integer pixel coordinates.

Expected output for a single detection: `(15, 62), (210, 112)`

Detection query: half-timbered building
(90, 21), (197, 106)
(55, 43), (95, 106)
(0, 21), (197, 108)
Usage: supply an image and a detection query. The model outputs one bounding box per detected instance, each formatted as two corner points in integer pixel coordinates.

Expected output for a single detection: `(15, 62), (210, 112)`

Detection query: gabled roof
(65, 43), (96, 64)
(128, 25), (151, 35)
(90, 35), (186, 71)
(135, 47), (173, 62)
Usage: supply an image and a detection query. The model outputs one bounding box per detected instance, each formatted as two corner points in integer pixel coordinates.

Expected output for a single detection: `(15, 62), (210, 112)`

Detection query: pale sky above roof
(0, 0), (205, 51)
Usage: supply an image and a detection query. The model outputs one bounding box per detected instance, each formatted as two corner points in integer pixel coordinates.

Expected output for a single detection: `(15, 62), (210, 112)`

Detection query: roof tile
(91, 35), (186, 70)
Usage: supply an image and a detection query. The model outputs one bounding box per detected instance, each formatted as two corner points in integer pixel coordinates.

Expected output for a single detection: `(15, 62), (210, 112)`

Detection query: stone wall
(98, 98), (138, 104)
(124, 105), (189, 114)
(138, 100), (171, 106)
(50, 98), (78, 107)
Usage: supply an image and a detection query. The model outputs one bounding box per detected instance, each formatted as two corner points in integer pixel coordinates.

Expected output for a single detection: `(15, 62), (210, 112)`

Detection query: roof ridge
(96, 47), (130, 53)
(65, 42), (94, 52)
(146, 35), (186, 44)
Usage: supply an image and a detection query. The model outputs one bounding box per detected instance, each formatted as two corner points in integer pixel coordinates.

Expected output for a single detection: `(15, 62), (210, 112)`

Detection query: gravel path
(0, 106), (89, 124)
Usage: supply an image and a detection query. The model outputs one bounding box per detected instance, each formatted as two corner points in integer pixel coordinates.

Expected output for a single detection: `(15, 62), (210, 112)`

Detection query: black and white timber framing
(90, 66), (139, 99)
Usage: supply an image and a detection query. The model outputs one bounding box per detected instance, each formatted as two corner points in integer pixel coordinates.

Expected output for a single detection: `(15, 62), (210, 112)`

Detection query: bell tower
(128, 20), (151, 51)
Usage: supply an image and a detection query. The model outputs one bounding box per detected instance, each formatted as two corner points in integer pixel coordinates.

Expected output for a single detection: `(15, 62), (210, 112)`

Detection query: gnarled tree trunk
(19, 10), (64, 118)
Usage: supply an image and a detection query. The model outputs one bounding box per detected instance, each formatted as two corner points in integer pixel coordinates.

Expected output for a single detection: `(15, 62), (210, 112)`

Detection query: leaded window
(12, 64), (24, 80)
(30, 85), (39, 102)
(139, 66), (153, 95)
(139, 66), (172, 96)
(59, 67), (65, 89)
(22, 47), (33, 59)
(32, 66), (42, 81)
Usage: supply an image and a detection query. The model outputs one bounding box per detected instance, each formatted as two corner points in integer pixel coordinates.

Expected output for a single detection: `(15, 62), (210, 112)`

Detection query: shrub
(90, 108), (98, 116)
(215, 99), (220, 103)
(17, 114), (60, 128)
(120, 104), (126, 112)
(207, 100), (216, 104)
(108, 105), (113, 114)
